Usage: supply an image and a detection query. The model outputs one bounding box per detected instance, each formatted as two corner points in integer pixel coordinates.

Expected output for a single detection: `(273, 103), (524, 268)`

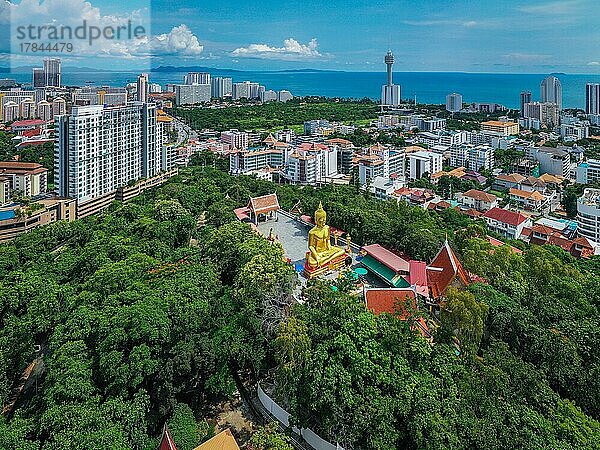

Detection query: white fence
(257, 384), (344, 450)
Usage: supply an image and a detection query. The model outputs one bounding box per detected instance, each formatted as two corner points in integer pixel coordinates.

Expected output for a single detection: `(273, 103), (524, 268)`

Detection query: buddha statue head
(315, 201), (326, 227)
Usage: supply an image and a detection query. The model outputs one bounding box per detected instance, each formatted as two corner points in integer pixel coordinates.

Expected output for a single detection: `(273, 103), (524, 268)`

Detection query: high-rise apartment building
(446, 93), (463, 112)
(232, 82), (251, 100)
(407, 151), (442, 180)
(185, 72), (211, 85)
(174, 84), (211, 105)
(260, 90), (278, 102)
(32, 68), (45, 88)
(586, 83), (600, 115)
(278, 90), (293, 102)
(20, 99), (36, 119)
(52, 97), (67, 116)
(450, 144), (495, 171)
(149, 83), (162, 94)
(37, 100), (52, 122)
(520, 91), (532, 118)
(43, 58), (61, 87)
(211, 77), (233, 98)
(137, 73), (149, 103)
(2, 102), (19, 122)
(540, 75), (562, 110)
(523, 102), (560, 128)
(55, 103), (164, 205)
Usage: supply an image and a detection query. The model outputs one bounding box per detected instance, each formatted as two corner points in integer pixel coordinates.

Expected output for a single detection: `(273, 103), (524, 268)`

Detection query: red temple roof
(365, 288), (416, 317)
(427, 240), (470, 299)
(362, 244), (410, 273)
(159, 424), (178, 450)
(247, 193), (280, 215)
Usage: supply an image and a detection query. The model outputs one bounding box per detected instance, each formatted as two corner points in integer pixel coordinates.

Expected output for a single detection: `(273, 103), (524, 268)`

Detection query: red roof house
(482, 207), (531, 239)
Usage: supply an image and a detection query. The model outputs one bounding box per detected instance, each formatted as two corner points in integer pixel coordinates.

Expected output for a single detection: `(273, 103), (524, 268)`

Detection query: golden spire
(315, 201), (326, 223)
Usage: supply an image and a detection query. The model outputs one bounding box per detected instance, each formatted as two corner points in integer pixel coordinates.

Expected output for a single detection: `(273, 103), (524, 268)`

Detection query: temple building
(233, 193), (280, 224)
(426, 240), (471, 299)
(159, 425), (178, 450)
(364, 287), (432, 339)
(193, 429), (240, 450)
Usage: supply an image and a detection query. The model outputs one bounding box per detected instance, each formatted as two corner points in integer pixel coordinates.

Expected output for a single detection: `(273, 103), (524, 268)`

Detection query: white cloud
(503, 53), (552, 62)
(145, 25), (203, 56)
(588, 61), (600, 66)
(518, 0), (583, 15)
(4, 0), (203, 60)
(232, 38), (324, 60)
(401, 19), (483, 28)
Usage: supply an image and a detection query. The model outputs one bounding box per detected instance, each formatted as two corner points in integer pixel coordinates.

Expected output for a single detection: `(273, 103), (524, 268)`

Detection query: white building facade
(55, 103), (165, 202)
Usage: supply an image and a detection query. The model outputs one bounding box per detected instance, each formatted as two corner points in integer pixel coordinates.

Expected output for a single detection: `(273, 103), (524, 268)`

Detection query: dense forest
(1, 159), (600, 449)
(172, 98), (378, 131)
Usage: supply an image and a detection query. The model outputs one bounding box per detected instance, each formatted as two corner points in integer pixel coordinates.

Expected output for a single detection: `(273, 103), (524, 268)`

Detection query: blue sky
(2, 0), (600, 72)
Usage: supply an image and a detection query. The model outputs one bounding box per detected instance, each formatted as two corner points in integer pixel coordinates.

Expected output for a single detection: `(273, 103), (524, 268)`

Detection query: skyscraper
(136, 73), (149, 103)
(43, 58), (61, 87)
(540, 76), (562, 110)
(184, 72), (210, 85)
(55, 103), (163, 204)
(586, 83), (600, 115)
(174, 84), (211, 105)
(32, 68), (45, 88)
(381, 51), (401, 107)
(520, 91), (532, 118)
(446, 93), (463, 112)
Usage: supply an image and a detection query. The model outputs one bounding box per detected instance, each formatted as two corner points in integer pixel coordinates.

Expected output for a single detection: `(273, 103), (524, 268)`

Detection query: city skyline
(1, 0), (600, 73)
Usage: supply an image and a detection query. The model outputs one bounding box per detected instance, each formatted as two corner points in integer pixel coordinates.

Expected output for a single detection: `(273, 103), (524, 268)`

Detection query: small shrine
(303, 202), (348, 279)
(233, 193), (280, 224)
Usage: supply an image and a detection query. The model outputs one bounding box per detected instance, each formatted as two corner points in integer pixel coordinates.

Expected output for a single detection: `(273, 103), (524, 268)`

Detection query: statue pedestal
(303, 253), (347, 279)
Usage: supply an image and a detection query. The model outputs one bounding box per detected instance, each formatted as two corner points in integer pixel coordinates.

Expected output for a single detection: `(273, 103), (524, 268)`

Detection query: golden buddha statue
(305, 202), (346, 271)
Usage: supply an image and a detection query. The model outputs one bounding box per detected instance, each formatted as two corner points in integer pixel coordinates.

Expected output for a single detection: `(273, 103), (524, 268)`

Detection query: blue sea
(7, 69), (600, 110)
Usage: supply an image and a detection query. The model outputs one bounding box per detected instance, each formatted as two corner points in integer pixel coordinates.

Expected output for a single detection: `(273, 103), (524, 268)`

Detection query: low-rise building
(369, 176), (405, 200)
(0, 162), (48, 197)
(417, 130), (468, 148)
(392, 187), (437, 208)
(450, 144), (494, 171)
(530, 146), (571, 178)
(0, 198), (76, 242)
(229, 148), (284, 175)
(480, 120), (519, 137)
(509, 188), (548, 212)
(457, 189), (498, 212)
(483, 207), (532, 239)
(221, 129), (249, 150)
(10, 119), (47, 136)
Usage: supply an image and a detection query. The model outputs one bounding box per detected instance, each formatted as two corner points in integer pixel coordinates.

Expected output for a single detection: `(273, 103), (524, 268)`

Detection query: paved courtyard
(256, 213), (311, 269)
(256, 212), (389, 289)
